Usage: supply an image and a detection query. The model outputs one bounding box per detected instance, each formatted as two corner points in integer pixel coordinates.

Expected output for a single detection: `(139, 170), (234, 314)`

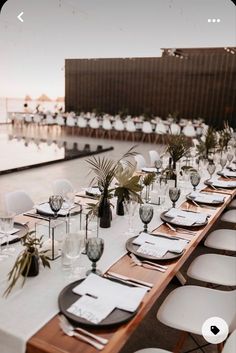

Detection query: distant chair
(45, 114), (54, 125)
(56, 115), (65, 126)
(52, 179), (74, 197)
(141, 121), (153, 143)
(33, 114), (42, 125)
(4, 190), (34, 215)
(15, 113), (24, 127)
(182, 123), (196, 137)
(154, 121), (168, 144)
(149, 150), (160, 166)
(77, 116), (87, 136)
(24, 114), (33, 124)
(88, 117), (100, 138)
(66, 115), (76, 135)
(102, 118), (112, 139)
(169, 123), (181, 135)
(134, 154), (147, 171)
(113, 119), (125, 140)
(125, 120), (136, 141)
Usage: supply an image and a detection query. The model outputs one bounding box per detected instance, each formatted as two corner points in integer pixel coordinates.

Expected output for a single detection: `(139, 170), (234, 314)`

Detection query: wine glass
(207, 162), (216, 181)
(190, 171), (201, 191)
(49, 195), (63, 218)
(86, 237), (104, 275)
(0, 212), (16, 255)
(154, 158), (163, 172)
(124, 200), (138, 236)
(220, 157), (227, 171)
(169, 187), (181, 208)
(139, 204), (154, 233)
(227, 153), (234, 167)
(62, 233), (85, 278)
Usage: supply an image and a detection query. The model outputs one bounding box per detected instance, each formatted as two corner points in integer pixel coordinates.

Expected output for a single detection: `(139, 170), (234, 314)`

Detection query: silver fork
(59, 320), (104, 350)
(59, 315), (108, 345)
(129, 253), (166, 273)
(129, 253), (168, 270)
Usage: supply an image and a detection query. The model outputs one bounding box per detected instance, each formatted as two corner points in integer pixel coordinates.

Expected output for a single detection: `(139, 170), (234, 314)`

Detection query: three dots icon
(208, 18), (221, 23)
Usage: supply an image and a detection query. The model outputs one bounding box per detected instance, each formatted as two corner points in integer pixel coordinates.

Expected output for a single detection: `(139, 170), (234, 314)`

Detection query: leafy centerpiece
(4, 231), (50, 297)
(196, 127), (217, 161)
(218, 121), (233, 155)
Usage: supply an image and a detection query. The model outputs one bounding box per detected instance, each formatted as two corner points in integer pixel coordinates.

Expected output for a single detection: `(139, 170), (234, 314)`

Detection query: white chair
(24, 114), (33, 123)
(66, 115), (76, 135)
(114, 119), (125, 139)
(228, 199), (236, 209)
(89, 117), (100, 137)
(133, 330), (236, 353)
(125, 120), (136, 141)
(45, 114), (54, 125)
(134, 154), (147, 171)
(187, 254), (236, 286)
(4, 190), (34, 215)
(77, 115), (87, 135)
(204, 229), (236, 252)
(182, 123), (196, 138)
(220, 210), (236, 225)
(169, 123), (181, 135)
(154, 122), (168, 143)
(149, 150), (160, 166)
(141, 121), (153, 143)
(55, 115), (65, 126)
(33, 114), (42, 124)
(102, 118), (112, 139)
(157, 286), (236, 352)
(52, 179), (74, 197)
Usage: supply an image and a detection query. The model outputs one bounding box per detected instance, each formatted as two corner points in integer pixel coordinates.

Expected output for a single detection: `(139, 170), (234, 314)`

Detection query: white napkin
(0, 227), (19, 235)
(165, 208), (207, 225)
(85, 187), (101, 196)
(35, 203), (68, 216)
(221, 169), (236, 178)
(133, 232), (188, 257)
(0, 229), (19, 245)
(212, 180), (236, 188)
(141, 167), (157, 173)
(67, 295), (116, 324)
(189, 191), (225, 203)
(73, 273), (147, 313)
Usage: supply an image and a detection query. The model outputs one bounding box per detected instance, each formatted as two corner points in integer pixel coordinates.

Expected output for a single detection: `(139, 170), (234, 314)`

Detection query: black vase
(116, 197), (124, 216)
(22, 253), (39, 277)
(99, 196), (112, 228)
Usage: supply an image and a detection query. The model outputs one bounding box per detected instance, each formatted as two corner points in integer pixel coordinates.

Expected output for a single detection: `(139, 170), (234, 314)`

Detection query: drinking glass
(139, 204), (154, 233)
(124, 200), (138, 236)
(227, 153), (234, 167)
(220, 157), (227, 171)
(154, 158), (163, 172)
(190, 171), (201, 191)
(169, 187), (181, 208)
(62, 233), (85, 278)
(49, 195), (64, 218)
(86, 237), (104, 275)
(0, 212), (16, 255)
(207, 162), (216, 180)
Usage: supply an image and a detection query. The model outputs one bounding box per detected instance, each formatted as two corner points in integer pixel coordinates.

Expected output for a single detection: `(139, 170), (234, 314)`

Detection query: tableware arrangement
(186, 191), (225, 206)
(86, 237), (104, 275)
(160, 208), (208, 228)
(139, 204), (154, 233)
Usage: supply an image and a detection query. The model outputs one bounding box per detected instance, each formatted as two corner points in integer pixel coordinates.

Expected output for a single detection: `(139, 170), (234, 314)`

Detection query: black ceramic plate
(1, 222), (29, 246)
(126, 236), (184, 261)
(58, 279), (138, 328)
(160, 211), (208, 228)
(217, 171), (236, 178)
(186, 193), (224, 206)
(36, 203), (81, 217)
(204, 179), (236, 189)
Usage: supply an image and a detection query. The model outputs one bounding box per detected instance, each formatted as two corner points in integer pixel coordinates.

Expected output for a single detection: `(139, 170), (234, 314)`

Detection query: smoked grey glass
(169, 187), (181, 208)
(86, 237), (104, 275)
(139, 204), (154, 233)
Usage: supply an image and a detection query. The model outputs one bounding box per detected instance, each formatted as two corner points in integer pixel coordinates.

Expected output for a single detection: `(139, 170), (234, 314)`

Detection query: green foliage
(167, 134), (191, 163)
(196, 127), (217, 159)
(4, 231), (50, 297)
(143, 172), (156, 186)
(218, 121), (232, 152)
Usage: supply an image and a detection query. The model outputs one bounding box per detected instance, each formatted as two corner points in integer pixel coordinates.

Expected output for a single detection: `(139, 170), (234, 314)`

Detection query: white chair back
(56, 115), (65, 126)
(183, 123), (196, 137)
(5, 190), (34, 215)
(89, 117), (100, 129)
(25, 114), (32, 123)
(149, 150), (160, 166)
(46, 114), (54, 125)
(170, 123), (181, 135)
(126, 120), (136, 132)
(155, 122), (167, 134)
(77, 116), (87, 128)
(142, 121), (152, 134)
(33, 114), (42, 124)
(66, 116), (76, 127)
(134, 154), (147, 170)
(52, 179), (74, 197)
(102, 119), (112, 131)
(114, 119), (124, 131)
(223, 329), (236, 353)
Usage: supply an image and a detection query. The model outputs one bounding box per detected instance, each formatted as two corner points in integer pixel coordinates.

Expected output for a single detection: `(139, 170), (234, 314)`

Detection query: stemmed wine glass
(63, 233), (85, 279)
(139, 204), (154, 233)
(0, 212), (16, 255)
(220, 157), (227, 171)
(154, 159), (163, 172)
(169, 187), (181, 208)
(227, 153), (234, 167)
(190, 171), (201, 191)
(86, 237), (104, 275)
(207, 162), (216, 181)
(49, 195), (64, 218)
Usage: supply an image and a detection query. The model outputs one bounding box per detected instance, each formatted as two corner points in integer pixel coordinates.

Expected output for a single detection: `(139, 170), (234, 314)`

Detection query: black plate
(217, 171), (236, 178)
(36, 203), (82, 217)
(126, 236), (184, 261)
(58, 279), (138, 328)
(204, 179), (236, 189)
(186, 193), (224, 206)
(1, 222), (29, 246)
(160, 211), (208, 228)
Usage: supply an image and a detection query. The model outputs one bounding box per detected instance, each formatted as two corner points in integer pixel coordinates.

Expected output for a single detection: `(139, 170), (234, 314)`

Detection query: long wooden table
(22, 186), (235, 353)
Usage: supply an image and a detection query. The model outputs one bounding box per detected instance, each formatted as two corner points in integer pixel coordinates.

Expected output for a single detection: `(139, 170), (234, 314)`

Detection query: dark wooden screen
(65, 48), (236, 128)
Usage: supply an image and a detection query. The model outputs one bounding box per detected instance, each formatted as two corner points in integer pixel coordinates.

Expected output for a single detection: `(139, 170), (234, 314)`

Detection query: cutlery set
(129, 253), (167, 273)
(164, 222), (196, 236)
(104, 271), (153, 290)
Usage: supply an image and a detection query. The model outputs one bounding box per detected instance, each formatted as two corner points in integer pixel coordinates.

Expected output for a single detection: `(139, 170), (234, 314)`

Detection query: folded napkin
(73, 273), (147, 313)
(85, 187), (101, 196)
(133, 232), (188, 257)
(221, 169), (236, 178)
(35, 203), (68, 216)
(189, 191), (225, 203)
(0, 230), (19, 245)
(0, 227), (19, 235)
(141, 167), (157, 173)
(211, 180), (236, 188)
(67, 295), (116, 324)
(165, 208), (207, 225)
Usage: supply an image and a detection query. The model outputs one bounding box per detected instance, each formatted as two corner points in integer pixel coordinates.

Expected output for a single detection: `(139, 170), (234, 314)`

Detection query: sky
(0, 0), (235, 99)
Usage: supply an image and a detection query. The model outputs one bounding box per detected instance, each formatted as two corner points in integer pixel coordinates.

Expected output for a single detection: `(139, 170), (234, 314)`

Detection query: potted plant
(86, 146), (138, 227)
(196, 127), (217, 161)
(218, 121), (232, 154)
(4, 231), (50, 297)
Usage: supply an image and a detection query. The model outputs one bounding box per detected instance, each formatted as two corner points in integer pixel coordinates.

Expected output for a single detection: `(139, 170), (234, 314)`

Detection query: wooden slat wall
(65, 49), (236, 128)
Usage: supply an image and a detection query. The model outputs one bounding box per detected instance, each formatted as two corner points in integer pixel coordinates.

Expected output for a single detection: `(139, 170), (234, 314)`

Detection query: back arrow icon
(17, 12), (24, 22)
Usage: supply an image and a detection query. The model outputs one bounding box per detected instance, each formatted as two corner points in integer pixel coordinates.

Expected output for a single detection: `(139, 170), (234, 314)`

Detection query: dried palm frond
(167, 135), (191, 163)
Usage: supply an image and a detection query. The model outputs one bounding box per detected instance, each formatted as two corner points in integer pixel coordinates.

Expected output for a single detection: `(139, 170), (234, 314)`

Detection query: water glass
(86, 237), (104, 275)
(139, 204), (154, 233)
(169, 187), (181, 208)
(207, 162), (216, 180)
(124, 200), (138, 236)
(0, 212), (15, 255)
(220, 157), (227, 171)
(227, 153), (234, 167)
(190, 171), (201, 191)
(62, 233), (85, 278)
(49, 195), (64, 218)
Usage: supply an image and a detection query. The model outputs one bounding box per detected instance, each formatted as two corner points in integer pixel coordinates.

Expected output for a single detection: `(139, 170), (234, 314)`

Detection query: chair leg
(173, 331), (188, 353)
(175, 271), (187, 286)
(217, 342), (224, 353)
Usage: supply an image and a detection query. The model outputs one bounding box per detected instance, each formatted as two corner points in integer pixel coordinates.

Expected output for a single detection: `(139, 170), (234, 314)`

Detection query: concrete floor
(0, 124), (231, 353)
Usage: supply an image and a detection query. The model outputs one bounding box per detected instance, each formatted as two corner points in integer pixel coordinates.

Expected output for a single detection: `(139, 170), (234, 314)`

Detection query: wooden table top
(23, 187), (235, 353)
